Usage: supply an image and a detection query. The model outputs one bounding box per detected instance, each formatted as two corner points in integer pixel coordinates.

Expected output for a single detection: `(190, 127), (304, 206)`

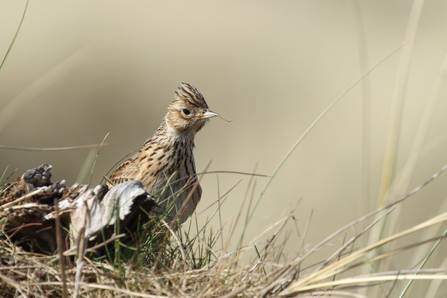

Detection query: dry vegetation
(1, 162), (447, 297)
(2, 1), (447, 297)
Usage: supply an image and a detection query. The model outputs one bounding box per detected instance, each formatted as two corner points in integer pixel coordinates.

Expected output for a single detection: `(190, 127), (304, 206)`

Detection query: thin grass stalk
(191, 178), (240, 222)
(377, 0), (424, 206)
(161, 219), (189, 267)
(243, 44), (403, 237)
(318, 207), (395, 271)
(351, 0), (372, 221)
(0, 0), (29, 71)
(88, 132), (110, 186)
(398, 227), (447, 298)
(0, 144), (114, 151)
(394, 50), (447, 295)
(32, 281), (165, 298)
(260, 207), (392, 295)
(114, 209), (121, 269)
(216, 176), (225, 252)
(374, 0), (426, 249)
(310, 290), (368, 298)
(0, 166), (10, 188)
(399, 193), (447, 296)
(73, 226), (86, 298)
(225, 177), (254, 267)
(54, 199), (68, 298)
(270, 160), (447, 291)
(365, 1), (425, 296)
(0, 45), (89, 133)
(426, 255), (447, 298)
(284, 274), (447, 294)
(373, 0), (425, 269)
(283, 211), (447, 294)
(76, 148), (97, 185)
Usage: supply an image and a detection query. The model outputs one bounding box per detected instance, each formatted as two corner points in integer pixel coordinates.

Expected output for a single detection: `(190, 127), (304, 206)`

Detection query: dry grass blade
(311, 290), (368, 298)
(377, 0), (424, 206)
(351, 0), (372, 218)
(88, 133), (111, 186)
(54, 199), (68, 298)
(1, 162), (446, 297)
(73, 227), (86, 298)
(161, 219), (189, 266)
(29, 281), (167, 298)
(287, 274), (447, 293)
(0, 273), (29, 298)
(62, 235), (120, 257)
(200, 170), (269, 178)
(281, 211), (447, 295)
(318, 207), (395, 270)
(261, 205), (392, 295)
(247, 214), (292, 274)
(0, 143), (115, 151)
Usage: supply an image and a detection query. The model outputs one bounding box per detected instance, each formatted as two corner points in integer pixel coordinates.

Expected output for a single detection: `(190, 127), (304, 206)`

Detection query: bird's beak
(200, 110), (219, 119)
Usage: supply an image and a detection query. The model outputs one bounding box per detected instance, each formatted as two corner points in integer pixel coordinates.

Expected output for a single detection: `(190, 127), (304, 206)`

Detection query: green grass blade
(0, 0), (29, 71)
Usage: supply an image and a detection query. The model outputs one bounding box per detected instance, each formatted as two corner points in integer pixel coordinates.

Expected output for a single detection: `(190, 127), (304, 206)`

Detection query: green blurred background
(1, 1), (447, 267)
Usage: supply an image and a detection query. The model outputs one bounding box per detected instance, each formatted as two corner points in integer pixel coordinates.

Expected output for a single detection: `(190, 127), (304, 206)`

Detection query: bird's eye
(182, 109), (191, 116)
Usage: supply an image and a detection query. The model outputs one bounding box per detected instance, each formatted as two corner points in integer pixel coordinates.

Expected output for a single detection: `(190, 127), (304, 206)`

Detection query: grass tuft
(1, 164), (447, 297)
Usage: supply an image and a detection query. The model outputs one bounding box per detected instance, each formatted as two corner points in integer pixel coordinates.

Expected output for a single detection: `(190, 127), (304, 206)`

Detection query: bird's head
(165, 82), (218, 135)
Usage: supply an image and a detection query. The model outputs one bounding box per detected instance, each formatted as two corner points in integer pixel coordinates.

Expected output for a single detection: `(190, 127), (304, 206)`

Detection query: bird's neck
(152, 120), (196, 148)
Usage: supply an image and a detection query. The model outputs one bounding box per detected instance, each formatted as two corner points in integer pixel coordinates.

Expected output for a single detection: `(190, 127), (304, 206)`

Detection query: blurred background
(1, 0), (447, 271)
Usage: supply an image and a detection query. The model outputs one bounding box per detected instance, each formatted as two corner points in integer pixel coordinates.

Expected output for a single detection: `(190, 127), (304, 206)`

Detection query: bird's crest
(175, 82), (209, 109)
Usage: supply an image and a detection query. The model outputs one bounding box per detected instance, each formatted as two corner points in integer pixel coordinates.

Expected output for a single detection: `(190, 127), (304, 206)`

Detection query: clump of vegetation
(1, 163), (447, 297)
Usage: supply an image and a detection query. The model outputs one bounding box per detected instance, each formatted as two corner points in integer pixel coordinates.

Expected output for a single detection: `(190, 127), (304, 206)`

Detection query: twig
(54, 199), (68, 298)
(0, 186), (49, 210)
(55, 223), (124, 256)
(73, 227), (86, 298)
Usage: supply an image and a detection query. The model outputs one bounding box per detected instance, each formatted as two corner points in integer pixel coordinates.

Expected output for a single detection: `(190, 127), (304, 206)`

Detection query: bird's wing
(108, 150), (142, 185)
